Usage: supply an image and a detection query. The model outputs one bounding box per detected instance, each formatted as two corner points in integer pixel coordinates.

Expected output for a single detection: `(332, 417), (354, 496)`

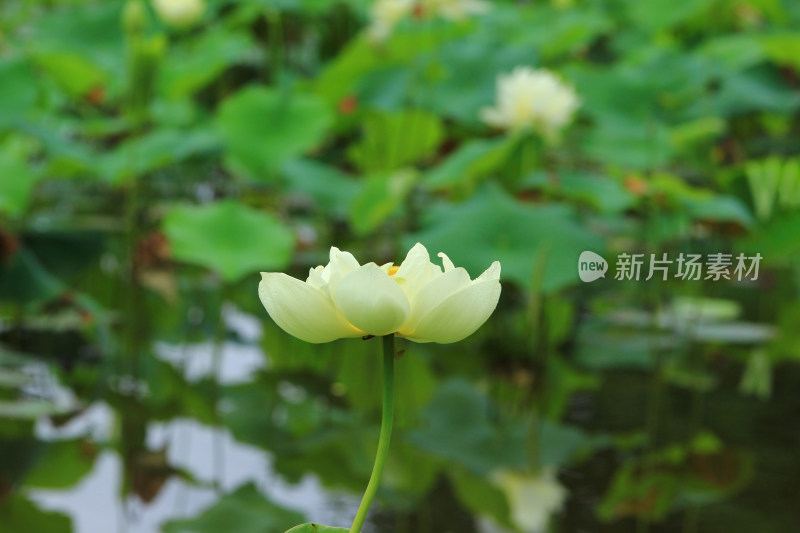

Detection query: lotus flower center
(388, 265), (400, 276)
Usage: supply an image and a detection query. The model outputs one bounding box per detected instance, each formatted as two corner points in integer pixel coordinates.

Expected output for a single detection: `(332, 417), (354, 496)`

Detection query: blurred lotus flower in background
(259, 243), (501, 343)
(367, 0), (415, 42)
(152, 0), (205, 28)
(481, 66), (580, 139)
(368, 0), (490, 42)
(492, 468), (568, 533)
(422, 0), (490, 20)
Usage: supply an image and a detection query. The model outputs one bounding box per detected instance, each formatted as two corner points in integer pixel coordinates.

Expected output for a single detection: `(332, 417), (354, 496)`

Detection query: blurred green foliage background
(1, 0), (800, 532)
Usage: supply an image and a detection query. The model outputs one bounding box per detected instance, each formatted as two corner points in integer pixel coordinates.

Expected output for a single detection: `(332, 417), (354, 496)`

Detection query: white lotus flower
(259, 243), (501, 344)
(152, 0), (205, 28)
(367, 0), (415, 42)
(492, 468), (568, 533)
(481, 66), (580, 138)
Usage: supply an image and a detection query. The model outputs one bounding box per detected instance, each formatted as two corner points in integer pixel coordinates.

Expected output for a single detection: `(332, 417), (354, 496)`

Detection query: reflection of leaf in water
(24, 439), (98, 490)
(0, 370), (29, 388)
(130, 447), (177, 504)
(597, 437), (753, 522)
(689, 448), (752, 493)
(162, 482), (304, 533)
(0, 493), (72, 533)
(0, 400), (72, 419)
(285, 524), (350, 533)
(407, 379), (527, 475)
(0, 439), (45, 485)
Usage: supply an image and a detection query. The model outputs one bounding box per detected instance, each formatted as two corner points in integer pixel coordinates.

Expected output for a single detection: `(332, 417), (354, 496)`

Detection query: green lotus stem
(349, 334), (395, 533)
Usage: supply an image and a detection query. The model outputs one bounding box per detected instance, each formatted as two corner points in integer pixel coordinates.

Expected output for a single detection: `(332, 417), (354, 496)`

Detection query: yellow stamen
(388, 265), (400, 276)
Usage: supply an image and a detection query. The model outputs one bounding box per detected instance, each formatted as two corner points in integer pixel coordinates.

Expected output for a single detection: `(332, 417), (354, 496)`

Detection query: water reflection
(33, 412), (357, 533)
(25, 306), (361, 533)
